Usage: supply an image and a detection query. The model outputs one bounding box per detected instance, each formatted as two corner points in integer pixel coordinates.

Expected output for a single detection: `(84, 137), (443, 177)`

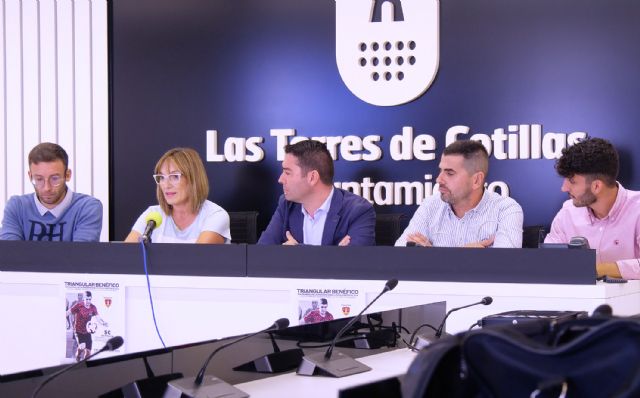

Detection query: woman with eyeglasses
(125, 148), (231, 244)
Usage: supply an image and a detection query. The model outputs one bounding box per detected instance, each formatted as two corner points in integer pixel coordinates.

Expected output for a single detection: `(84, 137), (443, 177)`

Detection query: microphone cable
(293, 318), (378, 349)
(408, 323), (438, 348)
(139, 240), (167, 348)
(468, 321), (481, 331)
(295, 317), (404, 349)
(386, 322), (419, 351)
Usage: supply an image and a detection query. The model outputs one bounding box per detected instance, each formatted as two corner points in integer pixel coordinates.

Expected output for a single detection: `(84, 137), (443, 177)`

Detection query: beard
(438, 185), (454, 204)
(439, 186), (470, 206)
(571, 189), (597, 207)
(37, 186), (67, 207)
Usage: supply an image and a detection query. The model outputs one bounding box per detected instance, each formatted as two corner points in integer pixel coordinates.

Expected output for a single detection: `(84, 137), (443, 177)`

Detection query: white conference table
(2, 271), (639, 377)
(235, 348), (415, 398)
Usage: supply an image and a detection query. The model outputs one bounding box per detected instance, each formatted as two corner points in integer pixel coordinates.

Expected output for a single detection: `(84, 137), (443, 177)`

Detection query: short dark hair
(85, 291), (92, 298)
(320, 298), (328, 305)
(443, 140), (489, 175)
(284, 140), (334, 185)
(555, 137), (618, 187)
(28, 142), (69, 168)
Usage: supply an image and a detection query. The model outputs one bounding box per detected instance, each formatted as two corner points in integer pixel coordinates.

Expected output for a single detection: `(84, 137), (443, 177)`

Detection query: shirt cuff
(617, 259), (640, 280)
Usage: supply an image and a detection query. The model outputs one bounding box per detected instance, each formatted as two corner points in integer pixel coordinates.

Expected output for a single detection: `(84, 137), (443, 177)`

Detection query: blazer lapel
(321, 190), (343, 245)
(289, 203), (305, 243)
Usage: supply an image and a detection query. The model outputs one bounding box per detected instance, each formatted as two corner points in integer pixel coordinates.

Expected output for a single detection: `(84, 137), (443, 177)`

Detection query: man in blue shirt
(258, 140), (375, 246)
(0, 142), (102, 241)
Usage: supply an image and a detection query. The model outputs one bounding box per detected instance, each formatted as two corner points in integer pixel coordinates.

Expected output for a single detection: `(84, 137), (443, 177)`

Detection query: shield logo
(342, 306), (351, 316)
(335, 0), (440, 106)
(104, 297), (112, 308)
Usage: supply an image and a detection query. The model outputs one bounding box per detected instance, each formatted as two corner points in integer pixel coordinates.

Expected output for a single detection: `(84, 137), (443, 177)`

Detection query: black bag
(402, 316), (640, 398)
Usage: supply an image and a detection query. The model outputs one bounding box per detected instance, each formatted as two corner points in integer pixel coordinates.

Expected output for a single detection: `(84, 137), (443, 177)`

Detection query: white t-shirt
(132, 200), (231, 243)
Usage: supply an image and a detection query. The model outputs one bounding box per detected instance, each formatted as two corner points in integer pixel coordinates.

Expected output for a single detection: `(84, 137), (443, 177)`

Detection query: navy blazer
(257, 188), (376, 246)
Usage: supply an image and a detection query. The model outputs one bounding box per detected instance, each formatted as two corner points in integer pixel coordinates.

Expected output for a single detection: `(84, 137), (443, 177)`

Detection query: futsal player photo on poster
(63, 280), (125, 363)
(295, 285), (365, 326)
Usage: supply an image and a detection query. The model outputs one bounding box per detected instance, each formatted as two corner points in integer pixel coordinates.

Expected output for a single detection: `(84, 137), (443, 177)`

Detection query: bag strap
(530, 378), (568, 398)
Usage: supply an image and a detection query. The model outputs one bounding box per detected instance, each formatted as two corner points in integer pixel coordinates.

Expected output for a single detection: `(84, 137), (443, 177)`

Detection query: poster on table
(294, 285), (366, 326)
(63, 279), (125, 363)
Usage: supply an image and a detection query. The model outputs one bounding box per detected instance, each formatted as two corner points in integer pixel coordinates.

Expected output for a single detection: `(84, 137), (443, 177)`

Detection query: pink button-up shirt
(545, 184), (640, 279)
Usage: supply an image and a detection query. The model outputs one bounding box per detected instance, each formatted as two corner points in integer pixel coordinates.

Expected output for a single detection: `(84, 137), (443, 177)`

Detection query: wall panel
(0, 0), (109, 240)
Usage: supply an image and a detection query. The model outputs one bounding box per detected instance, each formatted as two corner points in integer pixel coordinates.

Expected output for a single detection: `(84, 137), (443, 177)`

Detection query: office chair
(228, 211), (259, 244)
(522, 225), (547, 248)
(375, 213), (406, 246)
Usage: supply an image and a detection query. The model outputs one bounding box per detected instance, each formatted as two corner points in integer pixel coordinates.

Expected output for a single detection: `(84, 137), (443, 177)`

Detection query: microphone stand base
(100, 373), (183, 398)
(163, 376), (248, 398)
(296, 350), (371, 378)
(233, 348), (304, 373)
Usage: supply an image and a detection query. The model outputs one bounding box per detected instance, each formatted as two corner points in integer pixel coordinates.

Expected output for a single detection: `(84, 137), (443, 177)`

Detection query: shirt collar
(469, 189), (489, 214)
(586, 182), (626, 223)
(34, 188), (74, 217)
(301, 187), (334, 220)
(607, 182), (626, 221)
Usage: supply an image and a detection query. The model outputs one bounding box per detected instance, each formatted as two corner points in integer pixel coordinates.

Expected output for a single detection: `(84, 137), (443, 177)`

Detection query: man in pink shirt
(545, 137), (640, 279)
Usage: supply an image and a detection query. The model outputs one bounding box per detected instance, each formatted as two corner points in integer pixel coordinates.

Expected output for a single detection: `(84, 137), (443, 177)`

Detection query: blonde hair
(155, 148), (209, 215)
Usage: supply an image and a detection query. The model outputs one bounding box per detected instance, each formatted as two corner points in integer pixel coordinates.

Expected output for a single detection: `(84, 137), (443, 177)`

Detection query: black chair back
(375, 213), (406, 246)
(523, 225), (546, 248)
(229, 211), (259, 244)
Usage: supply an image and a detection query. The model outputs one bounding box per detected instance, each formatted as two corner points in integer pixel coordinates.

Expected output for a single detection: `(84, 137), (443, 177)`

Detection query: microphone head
(569, 236), (590, 249)
(481, 296), (493, 305)
(592, 304), (613, 317)
(145, 211), (163, 228)
(105, 336), (124, 351)
(273, 318), (290, 330)
(384, 279), (399, 292)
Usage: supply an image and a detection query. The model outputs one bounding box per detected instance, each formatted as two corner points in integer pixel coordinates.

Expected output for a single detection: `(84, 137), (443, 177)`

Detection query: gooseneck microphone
(141, 211), (163, 243)
(31, 336), (124, 398)
(104, 336), (125, 351)
(297, 279), (398, 377)
(325, 279), (398, 360)
(592, 304), (613, 317)
(164, 318), (289, 398)
(434, 296), (493, 338)
(194, 318), (289, 385)
(232, 330), (305, 374)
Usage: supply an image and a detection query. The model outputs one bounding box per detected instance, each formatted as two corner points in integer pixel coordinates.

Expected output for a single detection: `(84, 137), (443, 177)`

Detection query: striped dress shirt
(395, 190), (524, 248)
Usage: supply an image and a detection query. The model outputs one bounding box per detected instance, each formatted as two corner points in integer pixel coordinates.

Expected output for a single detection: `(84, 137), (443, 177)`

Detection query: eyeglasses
(153, 173), (182, 185)
(31, 175), (65, 189)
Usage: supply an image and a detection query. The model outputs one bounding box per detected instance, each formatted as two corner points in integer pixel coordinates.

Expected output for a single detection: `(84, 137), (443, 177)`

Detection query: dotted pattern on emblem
(358, 40), (417, 82)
